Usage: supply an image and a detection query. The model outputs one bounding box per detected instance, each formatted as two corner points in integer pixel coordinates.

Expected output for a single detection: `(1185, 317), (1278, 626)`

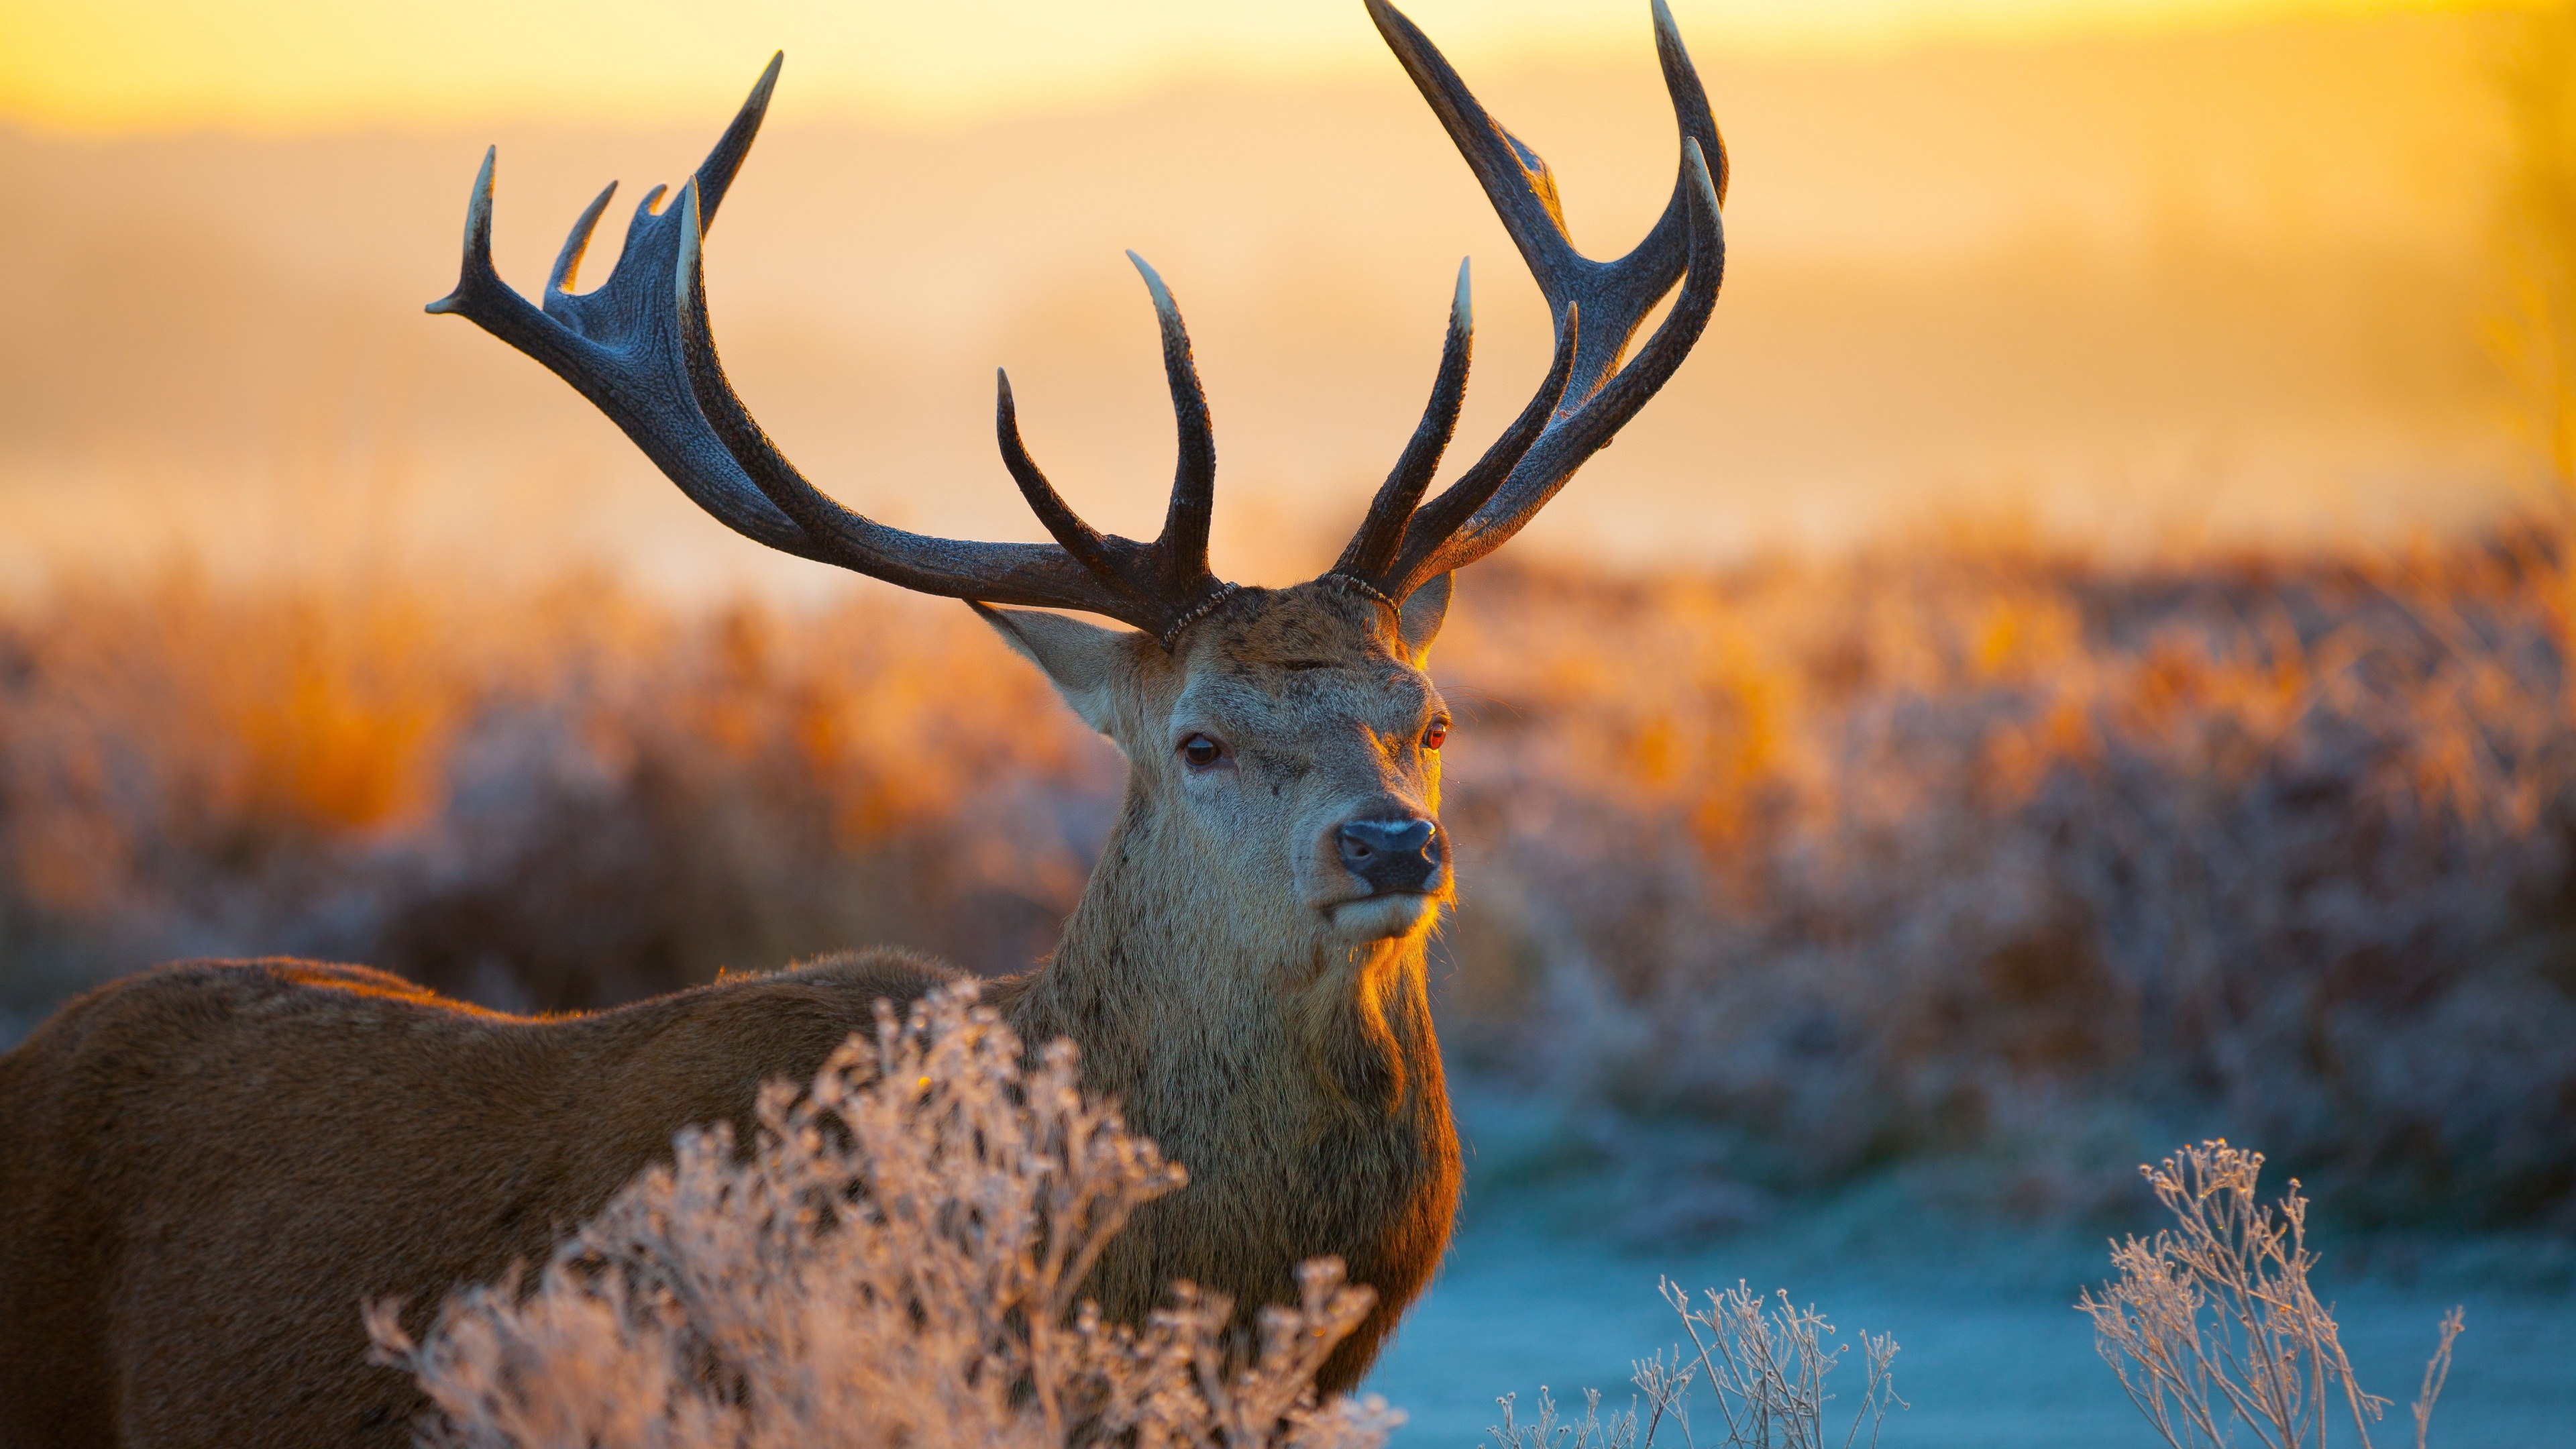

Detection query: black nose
(1336, 817), (1443, 895)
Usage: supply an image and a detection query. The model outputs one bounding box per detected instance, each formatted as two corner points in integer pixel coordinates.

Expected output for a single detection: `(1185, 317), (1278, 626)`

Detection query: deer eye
(1422, 720), (1449, 751)
(1179, 734), (1226, 769)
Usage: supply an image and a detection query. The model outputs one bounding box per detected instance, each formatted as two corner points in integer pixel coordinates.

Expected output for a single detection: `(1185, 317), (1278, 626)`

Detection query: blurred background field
(6, 0), (2576, 1440)
(10, 540), (2576, 1233)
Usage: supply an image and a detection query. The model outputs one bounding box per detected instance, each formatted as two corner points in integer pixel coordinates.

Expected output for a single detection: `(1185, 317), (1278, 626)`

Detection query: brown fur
(0, 580), (1462, 1448)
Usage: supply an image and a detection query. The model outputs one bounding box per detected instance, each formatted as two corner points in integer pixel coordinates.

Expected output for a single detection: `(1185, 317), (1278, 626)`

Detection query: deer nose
(1336, 817), (1444, 895)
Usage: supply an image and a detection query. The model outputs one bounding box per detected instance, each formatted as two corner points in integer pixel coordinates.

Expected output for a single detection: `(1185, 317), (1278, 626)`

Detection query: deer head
(984, 574), (1458, 961)
(425, 0), (1723, 971)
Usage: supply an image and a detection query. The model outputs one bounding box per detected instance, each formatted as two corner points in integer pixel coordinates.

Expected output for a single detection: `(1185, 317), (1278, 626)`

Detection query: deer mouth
(1326, 892), (1440, 941)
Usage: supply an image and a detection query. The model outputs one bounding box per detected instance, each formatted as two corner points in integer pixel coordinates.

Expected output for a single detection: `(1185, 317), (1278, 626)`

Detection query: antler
(426, 56), (1230, 642)
(428, 0), (1722, 645)
(1330, 0), (1727, 607)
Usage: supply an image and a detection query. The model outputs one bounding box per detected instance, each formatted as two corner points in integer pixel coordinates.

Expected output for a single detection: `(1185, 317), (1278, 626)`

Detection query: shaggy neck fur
(995, 773), (1458, 1389)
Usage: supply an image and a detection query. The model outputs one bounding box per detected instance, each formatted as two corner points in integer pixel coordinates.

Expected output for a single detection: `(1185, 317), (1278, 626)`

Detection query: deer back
(0, 952), (957, 1447)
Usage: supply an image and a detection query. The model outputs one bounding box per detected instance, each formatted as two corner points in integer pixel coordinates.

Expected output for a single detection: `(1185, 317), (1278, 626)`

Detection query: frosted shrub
(1485, 1387), (1640, 1449)
(2079, 1141), (2467, 1449)
(364, 983), (1399, 1449)
(1435, 546), (2576, 1222)
(1648, 1282), (1902, 1449)
(1487, 1281), (1899, 1449)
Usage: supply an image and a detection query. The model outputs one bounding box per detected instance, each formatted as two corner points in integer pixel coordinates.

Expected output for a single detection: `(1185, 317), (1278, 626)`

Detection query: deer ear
(971, 603), (1132, 735)
(1397, 573), (1452, 659)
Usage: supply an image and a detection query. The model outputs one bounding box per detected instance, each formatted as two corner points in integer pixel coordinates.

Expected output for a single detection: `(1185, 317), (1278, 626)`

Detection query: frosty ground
(1366, 1096), (2576, 1449)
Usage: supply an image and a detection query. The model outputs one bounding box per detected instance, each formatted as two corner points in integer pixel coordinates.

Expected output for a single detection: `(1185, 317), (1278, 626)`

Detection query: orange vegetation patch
(5, 527), (2575, 1223)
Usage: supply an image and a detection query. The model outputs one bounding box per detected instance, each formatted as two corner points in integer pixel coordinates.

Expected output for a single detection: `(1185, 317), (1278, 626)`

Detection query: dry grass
(366, 982), (1399, 1449)
(1481, 1273), (1901, 1449)
(2080, 1140), (2467, 1449)
(0, 571), (1112, 1016)
(4, 526), (2575, 1223)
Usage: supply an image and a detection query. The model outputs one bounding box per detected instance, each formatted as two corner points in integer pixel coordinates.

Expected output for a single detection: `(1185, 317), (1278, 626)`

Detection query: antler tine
(1654, 0), (1729, 207)
(1363, 2), (1579, 303)
(693, 50), (782, 221)
(1126, 252), (1224, 604)
(1375, 297), (1580, 600)
(1338, 1), (1727, 602)
(545, 182), (619, 297)
(425, 144), (500, 317)
(1335, 259), (1474, 586)
(994, 368), (1133, 594)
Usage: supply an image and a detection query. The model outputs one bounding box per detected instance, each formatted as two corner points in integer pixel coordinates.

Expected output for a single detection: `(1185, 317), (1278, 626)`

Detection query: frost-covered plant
(1645, 1282), (1901, 1449)
(364, 983), (1400, 1449)
(2078, 1140), (2467, 1449)
(1487, 1387), (1640, 1449)
(1487, 1281), (1899, 1449)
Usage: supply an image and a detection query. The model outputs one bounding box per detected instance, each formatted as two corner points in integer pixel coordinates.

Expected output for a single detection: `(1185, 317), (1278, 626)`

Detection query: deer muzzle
(1336, 817), (1445, 896)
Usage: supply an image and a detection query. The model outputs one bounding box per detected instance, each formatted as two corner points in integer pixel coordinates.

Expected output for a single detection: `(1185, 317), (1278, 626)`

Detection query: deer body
(0, 584), (1461, 1446)
(0, 1), (1722, 1442)
(0, 954), (961, 1447)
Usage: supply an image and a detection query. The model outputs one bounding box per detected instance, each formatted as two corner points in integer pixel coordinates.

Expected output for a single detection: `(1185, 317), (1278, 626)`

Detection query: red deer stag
(0, 3), (1723, 1444)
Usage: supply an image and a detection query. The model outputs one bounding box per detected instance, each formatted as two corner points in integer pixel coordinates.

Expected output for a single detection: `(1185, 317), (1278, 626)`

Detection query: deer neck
(995, 780), (1458, 1367)
(1006, 790), (1446, 1155)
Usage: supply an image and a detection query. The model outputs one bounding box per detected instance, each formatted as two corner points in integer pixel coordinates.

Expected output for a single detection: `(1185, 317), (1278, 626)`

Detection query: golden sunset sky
(0, 0), (2542, 593)
(0, 0), (2474, 131)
